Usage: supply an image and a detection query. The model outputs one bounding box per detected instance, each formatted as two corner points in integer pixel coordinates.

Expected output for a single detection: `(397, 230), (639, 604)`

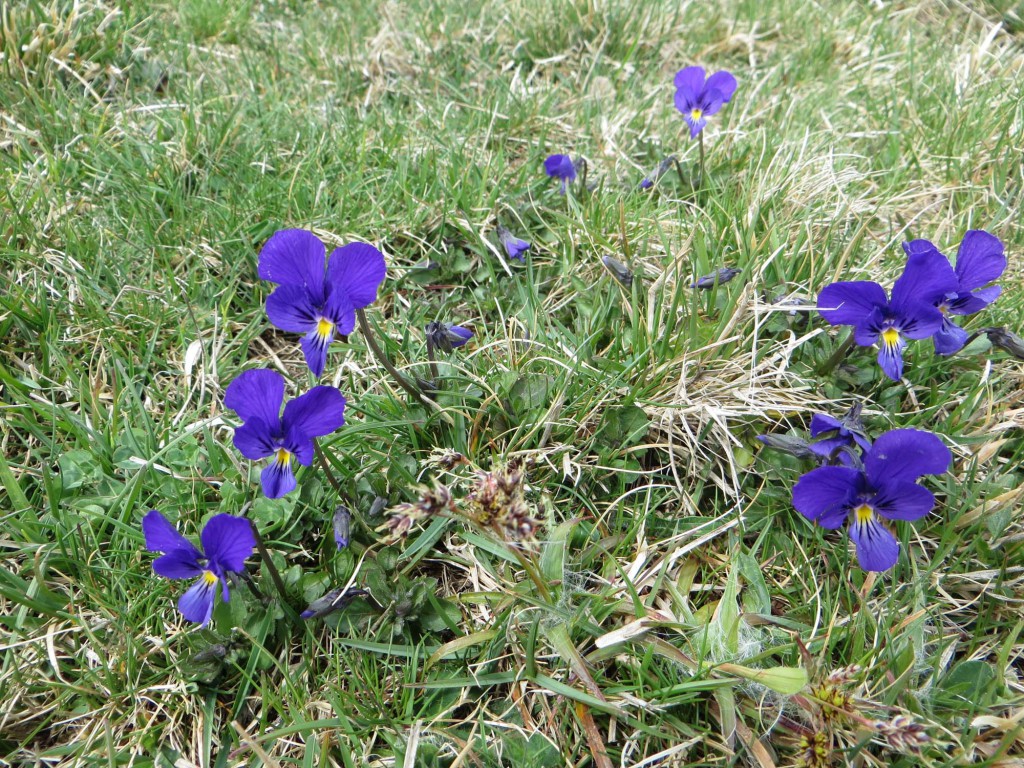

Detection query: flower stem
(356, 309), (434, 404)
(314, 442), (352, 505)
(817, 333), (857, 376)
(673, 156), (688, 188)
(697, 131), (705, 187)
(425, 336), (440, 385)
(578, 157), (588, 195)
(249, 520), (291, 610)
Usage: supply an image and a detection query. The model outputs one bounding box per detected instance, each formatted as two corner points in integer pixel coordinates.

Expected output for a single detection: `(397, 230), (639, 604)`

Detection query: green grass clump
(2, 0), (1023, 765)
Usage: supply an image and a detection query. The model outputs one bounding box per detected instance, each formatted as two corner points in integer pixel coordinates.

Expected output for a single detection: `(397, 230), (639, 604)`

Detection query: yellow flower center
(316, 317), (335, 340)
(690, 108), (703, 121)
(275, 448), (291, 466)
(881, 327), (900, 348)
(853, 504), (874, 524)
(202, 570), (218, 586)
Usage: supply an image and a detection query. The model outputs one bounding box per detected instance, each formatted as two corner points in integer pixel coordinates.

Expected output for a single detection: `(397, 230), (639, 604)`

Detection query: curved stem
(356, 309), (433, 404)
(314, 442), (352, 505)
(817, 333), (856, 376)
(697, 131), (705, 187)
(248, 528), (290, 610)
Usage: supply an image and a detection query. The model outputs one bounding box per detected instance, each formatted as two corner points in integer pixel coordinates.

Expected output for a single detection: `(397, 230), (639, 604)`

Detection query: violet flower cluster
(760, 409), (951, 572)
(793, 428), (950, 572)
(818, 231), (1006, 380)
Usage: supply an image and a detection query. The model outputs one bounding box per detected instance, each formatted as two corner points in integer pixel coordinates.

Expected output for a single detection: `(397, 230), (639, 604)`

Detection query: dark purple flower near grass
(602, 255), (633, 288)
(818, 250), (957, 380)
(984, 327), (1024, 359)
(259, 229), (386, 377)
(674, 67), (738, 138)
(640, 156), (676, 189)
(225, 369), (346, 498)
(901, 231), (1006, 355)
(808, 404), (871, 463)
(692, 267), (740, 289)
(497, 225), (530, 261)
(333, 505), (351, 550)
(426, 321), (473, 353)
(544, 154), (577, 194)
(792, 428), (950, 571)
(143, 510), (255, 626)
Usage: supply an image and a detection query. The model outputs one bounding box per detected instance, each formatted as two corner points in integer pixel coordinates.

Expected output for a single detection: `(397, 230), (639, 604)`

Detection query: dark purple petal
(704, 70), (737, 102)
(261, 456), (297, 498)
(282, 386), (347, 439)
(152, 550), (205, 579)
(808, 435), (851, 460)
(326, 243), (387, 309)
(544, 154), (576, 181)
(322, 287), (356, 336)
(200, 514), (256, 573)
(692, 267), (740, 289)
(848, 515), (899, 571)
(178, 576), (217, 625)
(698, 89), (726, 117)
(853, 313), (883, 347)
(224, 369), (284, 428)
(949, 287), (998, 315)
(448, 325), (473, 348)
(257, 229), (326, 299)
(809, 413), (843, 437)
(300, 331), (331, 378)
(864, 429), (951, 485)
(232, 418), (277, 461)
(674, 86), (698, 114)
(792, 466), (861, 529)
(876, 330), (906, 381)
(932, 317), (969, 356)
(266, 285), (320, 334)
(894, 301), (944, 340)
(333, 506), (351, 549)
(871, 481), (935, 522)
(498, 226), (530, 261)
(143, 509), (201, 558)
(901, 239), (943, 259)
(891, 250), (958, 313)
(954, 230), (1005, 292)
(673, 66), (706, 93)
(283, 425), (315, 466)
(818, 281), (887, 327)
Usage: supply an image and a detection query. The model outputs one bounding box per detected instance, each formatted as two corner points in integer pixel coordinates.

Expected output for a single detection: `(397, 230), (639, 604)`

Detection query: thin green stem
(426, 336), (440, 385)
(697, 131), (705, 187)
(314, 442), (352, 505)
(250, 520), (291, 610)
(817, 334), (856, 376)
(356, 309), (434, 404)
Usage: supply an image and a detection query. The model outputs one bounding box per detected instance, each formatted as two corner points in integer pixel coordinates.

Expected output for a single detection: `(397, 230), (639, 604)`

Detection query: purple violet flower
(143, 510), (256, 626)
(692, 267), (740, 289)
(333, 505), (351, 550)
(792, 428), (951, 571)
(497, 225), (530, 261)
(640, 156), (676, 189)
(673, 66), (738, 138)
(225, 369), (346, 498)
(901, 231), (1006, 355)
(426, 321), (473, 353)
(807, 404), (872, 464)
(544, 154), (577, 194)
(259, 229), (386, 377)
(818, 249), (958, 380)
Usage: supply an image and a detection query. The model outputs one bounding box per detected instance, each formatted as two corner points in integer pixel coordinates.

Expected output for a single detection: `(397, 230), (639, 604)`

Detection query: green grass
(2, 0), (1024, 765)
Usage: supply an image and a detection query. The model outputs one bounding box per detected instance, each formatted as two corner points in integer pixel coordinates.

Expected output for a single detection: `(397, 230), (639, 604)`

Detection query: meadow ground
(2, 0), (1024, 765)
